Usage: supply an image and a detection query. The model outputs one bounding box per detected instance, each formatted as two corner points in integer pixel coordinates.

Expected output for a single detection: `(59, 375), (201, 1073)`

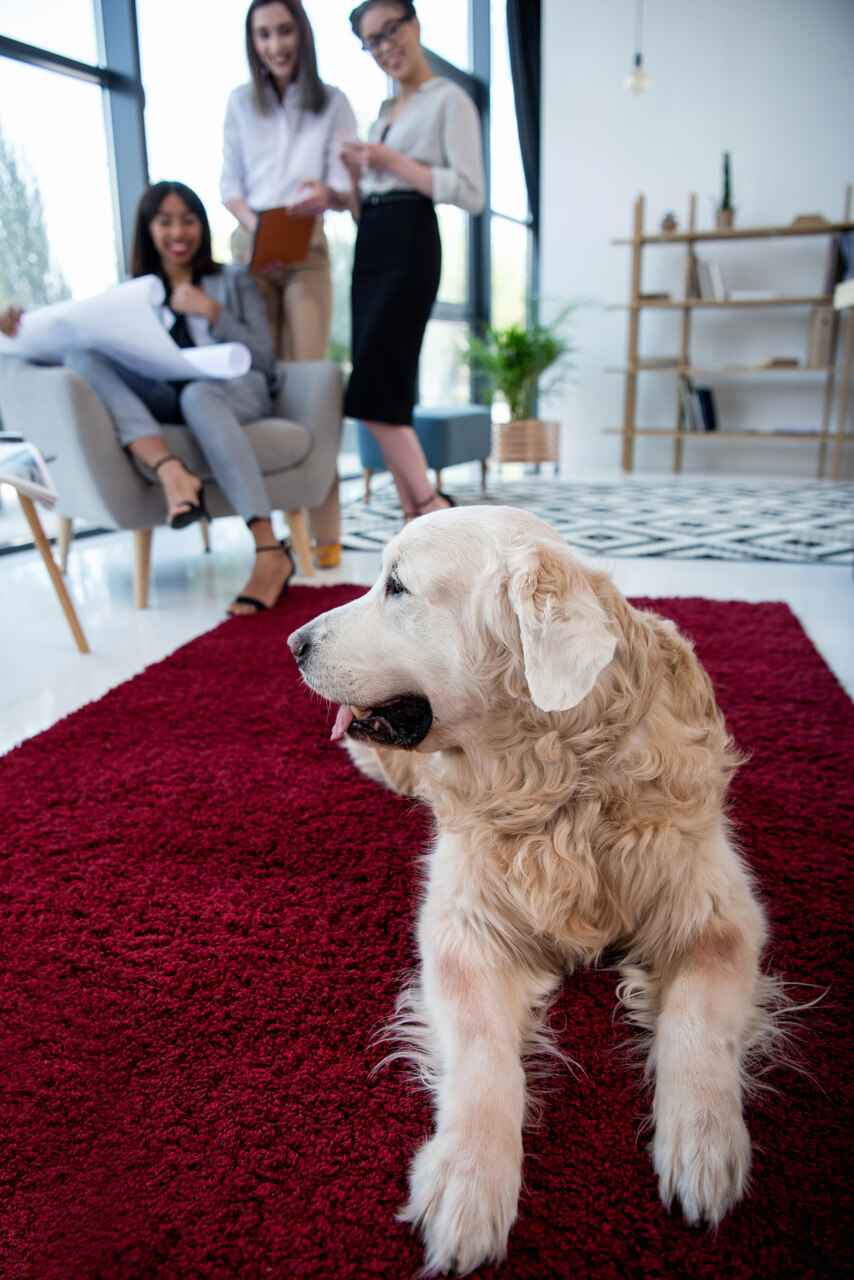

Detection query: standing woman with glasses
(341, 2), (484, 521)
(221, 0), (357, 567)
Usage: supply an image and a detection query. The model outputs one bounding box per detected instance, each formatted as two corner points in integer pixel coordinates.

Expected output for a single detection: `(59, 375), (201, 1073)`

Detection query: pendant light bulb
(623, 52), (650, 93)
(623, 0), (650, 92)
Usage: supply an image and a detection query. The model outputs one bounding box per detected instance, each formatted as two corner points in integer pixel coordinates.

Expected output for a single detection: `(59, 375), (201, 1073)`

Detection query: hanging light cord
(635, 0), (644, 62)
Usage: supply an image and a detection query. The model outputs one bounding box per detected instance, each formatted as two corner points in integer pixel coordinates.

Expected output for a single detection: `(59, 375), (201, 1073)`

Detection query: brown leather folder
(250, 207), (316, 271)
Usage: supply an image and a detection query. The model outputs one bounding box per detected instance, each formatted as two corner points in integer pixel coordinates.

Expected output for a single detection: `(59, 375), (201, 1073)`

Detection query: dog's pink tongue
(331, 704), (354, 742)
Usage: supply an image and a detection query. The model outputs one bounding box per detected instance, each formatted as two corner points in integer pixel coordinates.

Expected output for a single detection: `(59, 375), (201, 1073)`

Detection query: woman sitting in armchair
(65, 179), (294, 615)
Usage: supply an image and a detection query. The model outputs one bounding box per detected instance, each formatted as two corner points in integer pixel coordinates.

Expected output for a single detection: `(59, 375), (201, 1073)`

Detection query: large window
(1, 0), (98, 66)
(1, 2), (148, 285)
(489, 0), (530, 333)
(419, 3), (486, 408)
(0, 58), (117, 305)
(0, 0), (146, 550)
(421, 0), (534, 409)
(136, 0), (248, 265)
(418, 0), (472, 71)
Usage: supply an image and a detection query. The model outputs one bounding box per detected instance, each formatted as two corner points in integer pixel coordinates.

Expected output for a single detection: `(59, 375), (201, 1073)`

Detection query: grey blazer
(201, 263), (278, 390)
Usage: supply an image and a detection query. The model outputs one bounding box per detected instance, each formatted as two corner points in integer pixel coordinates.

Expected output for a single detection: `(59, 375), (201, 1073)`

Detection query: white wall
(540, 0), (854, 478)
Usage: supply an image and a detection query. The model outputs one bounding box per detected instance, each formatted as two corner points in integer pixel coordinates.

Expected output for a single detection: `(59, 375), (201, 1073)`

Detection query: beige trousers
(232, 222), (340, 544)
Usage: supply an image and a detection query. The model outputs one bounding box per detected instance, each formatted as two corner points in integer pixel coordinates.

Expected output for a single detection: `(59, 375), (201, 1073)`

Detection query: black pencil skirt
(344, 191), (442, 425)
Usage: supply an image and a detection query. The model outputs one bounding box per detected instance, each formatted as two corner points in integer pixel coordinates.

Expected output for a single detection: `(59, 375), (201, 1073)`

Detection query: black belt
(363, 191), (432, 207)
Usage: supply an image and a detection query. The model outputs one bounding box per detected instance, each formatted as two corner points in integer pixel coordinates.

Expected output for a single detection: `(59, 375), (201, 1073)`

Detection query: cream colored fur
(289, 506), (779, 1277)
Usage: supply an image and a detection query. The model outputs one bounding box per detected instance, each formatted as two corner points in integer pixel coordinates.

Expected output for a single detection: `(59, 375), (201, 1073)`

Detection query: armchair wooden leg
(434, 468), (443, 493)
(200, 519), (211, 553)
(18, 495), (89, 653)
(481, 459), (488, 491)
(133, 529), (153, 609)
(363, 469), (374, 504)
(57, 514), (73, 573)
(286, 509), (314, 578)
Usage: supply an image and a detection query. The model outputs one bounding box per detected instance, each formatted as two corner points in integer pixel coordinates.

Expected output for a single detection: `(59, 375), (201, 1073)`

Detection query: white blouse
(220, 80), (357, 211)
(362, 76), (485, 216)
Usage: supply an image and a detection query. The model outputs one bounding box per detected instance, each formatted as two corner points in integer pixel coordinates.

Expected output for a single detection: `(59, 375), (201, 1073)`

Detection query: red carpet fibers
(1, 588), (852, 1280)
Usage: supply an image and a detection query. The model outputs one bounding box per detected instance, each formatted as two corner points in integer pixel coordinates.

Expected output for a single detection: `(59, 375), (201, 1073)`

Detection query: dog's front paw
(399, 1125), (522, 1276)
(653, 1102), (751, 1226)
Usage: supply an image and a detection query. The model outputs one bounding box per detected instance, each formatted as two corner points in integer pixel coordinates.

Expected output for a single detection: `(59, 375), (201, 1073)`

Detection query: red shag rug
(1, 588), (852, 1280)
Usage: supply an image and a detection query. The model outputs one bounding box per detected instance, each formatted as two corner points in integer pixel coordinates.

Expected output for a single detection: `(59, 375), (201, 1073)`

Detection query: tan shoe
(314, 541), (342, 569)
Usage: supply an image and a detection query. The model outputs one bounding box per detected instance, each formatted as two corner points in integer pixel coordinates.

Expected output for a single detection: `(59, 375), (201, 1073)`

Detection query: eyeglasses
(361, 16), (413, 56)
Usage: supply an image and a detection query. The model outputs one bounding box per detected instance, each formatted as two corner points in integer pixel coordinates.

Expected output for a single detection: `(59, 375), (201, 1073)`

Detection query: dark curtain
(506, 0), (541, 230)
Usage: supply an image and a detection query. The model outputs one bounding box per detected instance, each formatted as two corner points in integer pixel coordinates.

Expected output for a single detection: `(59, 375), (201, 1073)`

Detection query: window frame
(422, 0), (537, 402)
(423, 42), (490, 338)
(0, 0), (148, 278)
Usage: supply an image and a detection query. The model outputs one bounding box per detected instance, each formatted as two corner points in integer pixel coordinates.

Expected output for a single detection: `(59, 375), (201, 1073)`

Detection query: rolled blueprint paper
(0, 276), (251, 380)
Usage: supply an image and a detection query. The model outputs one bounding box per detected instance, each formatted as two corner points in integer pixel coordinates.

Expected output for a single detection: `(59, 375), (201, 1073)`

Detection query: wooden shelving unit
(612, 190), (854, 477)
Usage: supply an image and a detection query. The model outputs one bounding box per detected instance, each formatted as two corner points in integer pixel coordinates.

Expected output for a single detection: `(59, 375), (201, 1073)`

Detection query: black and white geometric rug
(341, 477), (854, 564)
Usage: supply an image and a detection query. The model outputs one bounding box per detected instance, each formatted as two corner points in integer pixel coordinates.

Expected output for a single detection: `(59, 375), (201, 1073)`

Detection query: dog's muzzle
(287, 626), (433, 748)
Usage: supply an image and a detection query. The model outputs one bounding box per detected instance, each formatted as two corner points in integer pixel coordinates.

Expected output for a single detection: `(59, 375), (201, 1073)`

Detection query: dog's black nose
(287, 627), (311, 665)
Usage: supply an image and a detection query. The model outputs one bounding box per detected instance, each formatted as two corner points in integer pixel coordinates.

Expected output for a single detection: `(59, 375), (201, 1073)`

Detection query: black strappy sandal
(229, 539), (296, 614)
(151, 454), (209, 529)
(403, 490), (456, 523)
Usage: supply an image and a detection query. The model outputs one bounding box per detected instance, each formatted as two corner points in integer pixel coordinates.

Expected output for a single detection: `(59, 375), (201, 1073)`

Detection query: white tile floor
(1, 463), (852, 758)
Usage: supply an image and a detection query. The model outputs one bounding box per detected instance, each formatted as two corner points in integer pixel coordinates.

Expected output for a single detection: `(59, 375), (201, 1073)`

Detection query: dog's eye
(386, 573), (408, 598)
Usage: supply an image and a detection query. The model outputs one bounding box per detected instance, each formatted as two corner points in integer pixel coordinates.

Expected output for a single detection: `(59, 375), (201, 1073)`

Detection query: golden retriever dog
(287, 506), (780, 1277)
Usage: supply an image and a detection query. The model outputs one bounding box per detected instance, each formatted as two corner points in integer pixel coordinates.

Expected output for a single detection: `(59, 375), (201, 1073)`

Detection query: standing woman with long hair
(64, 181), (295, 616)
(342, 1), (484, 521)
(221, 0), (357, 567)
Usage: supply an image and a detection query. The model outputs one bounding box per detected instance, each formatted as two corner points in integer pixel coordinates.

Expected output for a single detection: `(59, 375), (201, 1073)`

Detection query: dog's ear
(506, 543), (617, 711)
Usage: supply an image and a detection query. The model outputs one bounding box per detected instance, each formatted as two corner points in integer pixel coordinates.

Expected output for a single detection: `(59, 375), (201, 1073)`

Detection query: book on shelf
(696, 259), (712, 299)
(754, 356), (800, 369)
(822, 233), (842, 295)
(807, 304), (834, 366)
(681, 376), (701, 432)
(687, 253), (700, 299)
(821, 230), (852, 296)
(678, 378), (718, 432)
(637, 356), (680, 368)
(708, 261), (726, 300)
(0, 436), (57, 508)
(790, 213), (831, 230)
(638, 292), (671, 302)
(692, 258), (726, 300)
(833, 278), (854, 310)
(693, 386), (718, 432)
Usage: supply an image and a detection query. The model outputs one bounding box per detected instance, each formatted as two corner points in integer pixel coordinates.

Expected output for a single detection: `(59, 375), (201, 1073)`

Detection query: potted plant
(464, 303), (577, 467)
(716, 152), (734, 230)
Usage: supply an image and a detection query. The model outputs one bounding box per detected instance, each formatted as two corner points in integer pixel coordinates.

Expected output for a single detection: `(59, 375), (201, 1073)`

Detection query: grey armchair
(0, 356), (342, 606)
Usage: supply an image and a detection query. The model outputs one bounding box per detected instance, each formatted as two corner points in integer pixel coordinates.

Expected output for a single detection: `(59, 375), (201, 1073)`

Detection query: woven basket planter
(491, 418), (560, 466)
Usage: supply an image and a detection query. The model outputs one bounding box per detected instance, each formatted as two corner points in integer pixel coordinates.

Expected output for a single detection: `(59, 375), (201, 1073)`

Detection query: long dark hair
(245, 0), (327, 115)
(130, 181), (221, 281)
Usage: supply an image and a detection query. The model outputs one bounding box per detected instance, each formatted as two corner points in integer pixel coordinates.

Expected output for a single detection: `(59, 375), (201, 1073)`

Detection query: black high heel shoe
(151, 453), (209, 529)
(228, 539), (296, 614)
